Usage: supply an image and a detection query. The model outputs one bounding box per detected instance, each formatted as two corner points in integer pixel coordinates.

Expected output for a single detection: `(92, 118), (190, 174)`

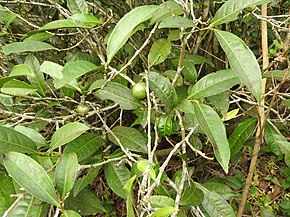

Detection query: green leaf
(281, 99), (290, 107)
(150, 195), (175, 208)
(176, 99), (195, 114)
(0, 125), (37, 154)
(229, 118), (257, 156)
(210, 0), (273, 26)
(14, 126), (48, 147)
(124, 175), (136, 217)
(194, 182), (236, 217)
(207, 92), (229, 117)
(148, 71), (178, 108)
(64, 133), (103, 162)
(1, 40), (58, 55)
(3, 152), (60, 207)
(88, 79), (105, 92)
(54, 61), (99, 89)
(180, 186), (204, 206)
(96, 82), (141, 110)
(9, 64), (33, 76)
(67, 0), (88, 14)
(193, 103), (230, 173)
(0, 173), (15, 216)
(106, 5), (159, 63)
(55, 153), (78, 199)
(73, 167), (101, 197)
(25, 32), (53, 41)
(214, 30), (262, 101)
(40, 61), (63, 80)
(50, 122), (90, 151)
(150, 1), (183, 24)
(136, 160), (156, 180)
(60, 210), (81, 217)
(151, 206), (177, 217)
(263, 69), (290, 80)
(203, 181), (235, 200)
(159, 16), (196, 29)
(148, 38), (172, 66)
(1, 79), (37, 96)
(104, 162), (130, 199)
(184, 54), (215, 67)
(188, 69), (240, 99)
(64, 188), (105, 215)
(108, 126), (147, 153)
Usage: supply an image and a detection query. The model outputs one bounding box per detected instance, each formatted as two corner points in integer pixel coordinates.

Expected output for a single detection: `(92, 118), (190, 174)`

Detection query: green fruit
(132, 82), (147, 99)
(76, 104), (90, 114)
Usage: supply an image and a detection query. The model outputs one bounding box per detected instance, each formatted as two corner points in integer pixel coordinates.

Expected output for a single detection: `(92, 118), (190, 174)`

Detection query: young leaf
(96, 82), (141, 110)
(60, 210), (81, 217)
(55, 152), (78, 199)
(188, 69), (240, 99)
(214, 30), (262, 101)
(9, 64), (33, 76)
(3, 152), (60, 207)
(108, 126), (147, 153)
(210, 0), (273, 26)
(148, 38), (172, 66)
(50, 122), (90, 151)
(193, 102), (230, 173)
(104, 163), (130, 199)
(150, 1), (183, 24)
(151, 206), (178, 217)
(124, 175), (137, 217)
(194, 182), (236, 217)
(159, 16), (196, 29)
(1, 79), (37, 96)
(0, 125), (37, 154)
(148, 71), (178, 107)
(14, 126), (48, 147)
(67, 0), (88, 14)
(1, 40), (58, 55)
(137, 160), (156, 180)
(106, 5), (159, 63)
(229, 118), (257, 156)
(64, 188), (105, 215)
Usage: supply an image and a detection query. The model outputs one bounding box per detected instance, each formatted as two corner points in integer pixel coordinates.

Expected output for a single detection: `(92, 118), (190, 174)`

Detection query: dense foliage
(0, 0), (289, 216)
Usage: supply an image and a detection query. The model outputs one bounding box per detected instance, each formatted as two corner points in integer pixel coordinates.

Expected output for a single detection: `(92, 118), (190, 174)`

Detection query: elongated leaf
(40, 61), (63, 79)
(0, 125), (37, 153)
(263, 69), (290, 80)
(194, 182), (236, 217)
(14, 126), (48, 147)
(54, 61), (99, 89)
(106, 5), (159, 63)
(214, 30), (262, 101)
(207, 92), (229, 117)
(108, 126), (147, 153)
(184, 54), (215, 67)
(188, 69), (240, 99)
(148, 71), (178, 107)
(137, 160), (156, 180)
(203, 181), (235, 200)
(124, 175), (136, 217)
(64, 188), (105, 215)
(88, 79), (105, 92)
(2, 40), (58, 55)
(96, 82), (141, 110)
(180, 186), (203, 206)
(171, 59), (197, 82)
(193, 103), (230, 173)
(64, 133), (103, 162)
(229, 118), (257, 156)
(150, 195), (175, 208)
(60, 210), (81, 217)
(148, 38), (172, 66)
(150, 1), (183, 24)
(159, 16), (196, 29)
(67, 0), (88, 14)
(210, 0), (273, 26)
(55, 153), (78, 199)
(151, 206), (177, 217)
(104, 163), (130, 199)
(1, 79), (37, 96)
(3, 152), (60, 207)
(176, 99), (195, 114)
(50, 122), (90, 150)
(0, 173), (15, 216)
(9, 64), (33, 76)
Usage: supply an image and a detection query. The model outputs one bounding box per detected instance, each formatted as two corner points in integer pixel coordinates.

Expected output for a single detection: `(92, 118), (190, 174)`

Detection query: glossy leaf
(108, 126), (147, 153)
(210, 0), (273, 26)
(104, 163), (130, 199)
(14, 126), (48, 147)
(106, 5), (159, 63)
(229, 118), (257, 156)
(96, 82), (141, 110)
(148, 71), (178, 107)
(148, 38), (172, 66)
(194, 182), (236, 217)
(1, 79), (37, 96)
(223, 108), (239, 121)
(54, 61), (99, 89)
(136, 160), (156, 180)
(1, 40), (58, 55)
(193, 103), (230, 173)
(60, 210), (81, 217)
(188, 69), (240, 99)
(159, 16), (196, 29)
(3, 152), (60, 207)
(67, 0), (88, 14)
(124, 175), (136, 217)
(55, 152), (78, 199)
(151, 206), (177, 217)
(64, 133), (103, 162)
(150, 195), (175, 208)
(157, 115), (173, 136)
(9, 64), (33, 76)
(150, 1), (183, 24)
(50, 122), (90, 150)
(0, 125), (37, 154)
(214, 30), (262, 101)
(64, 188), (105, 215)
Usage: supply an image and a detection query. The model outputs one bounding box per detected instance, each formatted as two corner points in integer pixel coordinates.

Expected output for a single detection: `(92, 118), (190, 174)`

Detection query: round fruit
(132, 82), (147, 99)
(76, 104), (90, 115)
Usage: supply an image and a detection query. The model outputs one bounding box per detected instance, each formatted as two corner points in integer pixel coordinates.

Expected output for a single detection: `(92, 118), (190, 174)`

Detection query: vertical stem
(237, 4), (268, 217)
